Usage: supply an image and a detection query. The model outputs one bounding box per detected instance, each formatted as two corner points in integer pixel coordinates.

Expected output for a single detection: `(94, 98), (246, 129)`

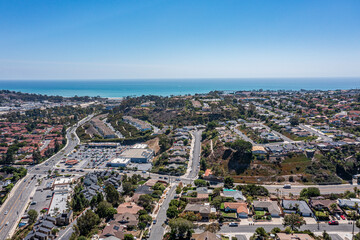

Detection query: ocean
(0, 78), (359, 98)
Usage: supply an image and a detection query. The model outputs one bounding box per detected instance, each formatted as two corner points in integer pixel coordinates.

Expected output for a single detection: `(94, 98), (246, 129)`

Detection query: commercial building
(49, 185), (71, 216)
(106, 157), (131, 167)
(120, 148), (154, 163)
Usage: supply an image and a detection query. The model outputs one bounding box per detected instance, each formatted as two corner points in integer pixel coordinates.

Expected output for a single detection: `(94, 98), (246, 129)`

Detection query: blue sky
(0, 0), (359, 79)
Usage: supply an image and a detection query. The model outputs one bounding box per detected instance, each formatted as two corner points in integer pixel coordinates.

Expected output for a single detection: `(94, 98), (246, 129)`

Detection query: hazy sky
(0, 0), (360, 80)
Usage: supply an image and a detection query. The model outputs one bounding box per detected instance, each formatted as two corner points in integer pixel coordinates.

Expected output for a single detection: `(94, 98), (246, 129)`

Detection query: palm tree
(330, 203), (337, 214)
(276, 188), (280, 198)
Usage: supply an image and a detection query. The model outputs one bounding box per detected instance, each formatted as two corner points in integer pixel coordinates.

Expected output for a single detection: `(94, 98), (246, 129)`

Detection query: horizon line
(0, 76), (360, 81)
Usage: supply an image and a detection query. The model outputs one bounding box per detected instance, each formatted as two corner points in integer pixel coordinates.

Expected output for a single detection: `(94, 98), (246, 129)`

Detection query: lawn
(221, 212), (237, 219)
(220, 203), (225, 210)
(255, 211), (265, 216)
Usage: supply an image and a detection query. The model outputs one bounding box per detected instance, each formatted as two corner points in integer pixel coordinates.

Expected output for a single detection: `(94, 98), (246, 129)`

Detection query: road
(0, 176), (37, 239)
(0, 114), (93, 239)
(187, 130), (202, 180)
(148, 186), (176, 240)
(148, 129), (202, 239)
(231, 126), (256, 145)
(300, 124), (333, 142)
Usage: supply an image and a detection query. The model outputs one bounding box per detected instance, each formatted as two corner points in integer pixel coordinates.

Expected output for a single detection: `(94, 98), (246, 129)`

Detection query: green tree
(166, 206), (179, 219)
(76, 210), (100, 236)
(90, 195), (98, 209)
(169, 218), (194, 238)
(224, 176), (234, 189)
(283, 213), (305, 230)
(28, 209), (38, 224)
(211, 196), (223, 210)
(138, 194), (154, 212)
(105, 184), (120, 206)
(290, 116), (299, 126)
(95, 201), (117, 219)
(300, 187), (320, 198)
(230, 139), (252, 153)
(194, 179), (207, 187)
(204, 223), (220, 233)
(122, 182), (134, 195)
(255, 227), (267, 238)
(54, 140), (60, 153)
(139, 214), (152, 224)
(124, 234), (134, 240)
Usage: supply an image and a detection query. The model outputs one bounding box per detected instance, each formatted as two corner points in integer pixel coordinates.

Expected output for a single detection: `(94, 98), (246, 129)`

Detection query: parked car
(4, 210), (8, 215)
(328, 220), (339, 225)
(334, 214), (340, 220)
(340, 215), (346, 220)
(229, 222), (238, 227)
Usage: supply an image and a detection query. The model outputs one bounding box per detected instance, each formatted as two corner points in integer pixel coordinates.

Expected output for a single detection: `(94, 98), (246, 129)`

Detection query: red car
(340, 215), (346, 220)
(329, 220), (339, 225)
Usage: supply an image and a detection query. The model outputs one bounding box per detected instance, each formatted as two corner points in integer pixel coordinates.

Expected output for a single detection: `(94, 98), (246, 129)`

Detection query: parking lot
(58, 145), (125, 169)
(28, 178), (54, 214)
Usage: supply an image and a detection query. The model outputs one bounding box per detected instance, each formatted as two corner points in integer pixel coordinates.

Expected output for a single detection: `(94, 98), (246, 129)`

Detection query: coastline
(0, 78), (359, 98)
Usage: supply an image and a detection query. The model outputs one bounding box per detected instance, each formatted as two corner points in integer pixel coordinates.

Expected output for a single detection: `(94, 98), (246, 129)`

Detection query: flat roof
(120, 148), (153, 159)
(110, 158), (130, 164)
(48, 191), (69, 216)
(54, 178), (73, 185)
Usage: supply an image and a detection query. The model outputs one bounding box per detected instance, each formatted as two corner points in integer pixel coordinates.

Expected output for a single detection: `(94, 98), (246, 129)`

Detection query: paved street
(300, 124), (333, 142)
(0, 176), (37, 239)
(149, 186), (176, 240)
(187, 130), (202, 180)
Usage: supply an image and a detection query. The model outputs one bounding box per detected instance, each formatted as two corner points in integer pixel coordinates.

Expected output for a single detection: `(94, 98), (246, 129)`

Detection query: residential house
(282, 200), (313, 217)
(309, 199), (342, 214)
(252, 146), (267, 155)
(184, 203), (213, 220)
(253, 201), (282, 217)
(117, 202), (143, 214)
(338, 199), (360, 212)
(223, 202), (248, 218)
(221, 189), (246, 201)
(114, 212), (138, 228)
(100, 223), (126, 239)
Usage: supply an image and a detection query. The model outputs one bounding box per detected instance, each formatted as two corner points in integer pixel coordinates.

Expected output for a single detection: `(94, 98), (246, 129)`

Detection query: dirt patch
(146, 137), (160, 154)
